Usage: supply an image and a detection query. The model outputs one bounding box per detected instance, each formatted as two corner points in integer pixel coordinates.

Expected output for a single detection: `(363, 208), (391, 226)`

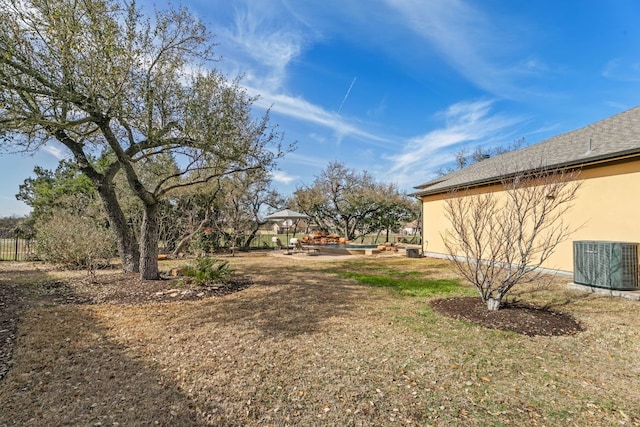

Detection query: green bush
(181, 257), (233, 284)
(189, 229), (217, 255)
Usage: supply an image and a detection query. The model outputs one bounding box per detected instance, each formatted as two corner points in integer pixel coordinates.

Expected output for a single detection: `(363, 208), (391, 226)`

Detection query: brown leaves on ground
(0, 263), (251, 383)
(0, 281), (20, 381)
(42, 271), (253, 305)
(1, 256), (640, 426)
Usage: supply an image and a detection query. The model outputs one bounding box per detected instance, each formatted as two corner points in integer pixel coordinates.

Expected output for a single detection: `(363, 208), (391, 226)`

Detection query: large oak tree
(0, 0), (283, 278)
(294, 162), (416, 241)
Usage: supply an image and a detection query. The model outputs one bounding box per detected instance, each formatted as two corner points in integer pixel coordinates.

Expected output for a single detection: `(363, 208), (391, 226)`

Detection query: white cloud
(232, 8), (303, 68)
(602, 58), (640, 82)
(308, 133), (327, 144)
(207, 2), (393, 148)
(513, 57), (552, 76)
(42, 143), (67, 160)
(285, 152), (327, 169)
(214, 1), (310, 92)
(367, 98), (388, 118)
(385, 100), (522, 186)
(271, 170), (297, 184)
(384, 0), (530, 97)
(247, 86), (392, 146)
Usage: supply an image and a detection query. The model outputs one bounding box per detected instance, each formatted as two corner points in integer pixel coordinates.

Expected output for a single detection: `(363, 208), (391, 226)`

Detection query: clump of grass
(181, 257), (233, 285)
(332, 270), (472, 297)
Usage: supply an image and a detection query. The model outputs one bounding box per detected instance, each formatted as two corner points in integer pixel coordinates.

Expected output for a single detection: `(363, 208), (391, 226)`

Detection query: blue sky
(2, 0), (640, 217)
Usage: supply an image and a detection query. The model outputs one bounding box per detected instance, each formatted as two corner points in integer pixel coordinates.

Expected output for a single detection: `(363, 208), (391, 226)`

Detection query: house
(265, 220), (316, 235)
(412, 106), (640, 274)
(402, 220), (420, 235)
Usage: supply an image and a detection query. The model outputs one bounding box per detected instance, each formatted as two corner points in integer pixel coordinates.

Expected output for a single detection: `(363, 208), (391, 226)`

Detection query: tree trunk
(139, 203), (160, 280)
(171, 214), (212, 257)
(172, 233), (193, 257)
(97, 183), (140, 273)
(243, 228), (260, 248)
(486, 296), (501, 311)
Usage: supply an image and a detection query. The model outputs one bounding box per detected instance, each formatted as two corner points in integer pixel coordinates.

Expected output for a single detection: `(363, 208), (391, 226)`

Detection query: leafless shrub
(35, 212), (117, 281)
(443, 168), (581, 310)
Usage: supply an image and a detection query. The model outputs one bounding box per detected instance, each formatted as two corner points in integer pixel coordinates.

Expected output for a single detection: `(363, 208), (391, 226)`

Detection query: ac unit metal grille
(574, 241), (639, 290)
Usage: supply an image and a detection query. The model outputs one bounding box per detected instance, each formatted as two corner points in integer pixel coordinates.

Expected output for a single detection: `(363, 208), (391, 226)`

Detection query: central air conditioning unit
(573, 241), (639, 290)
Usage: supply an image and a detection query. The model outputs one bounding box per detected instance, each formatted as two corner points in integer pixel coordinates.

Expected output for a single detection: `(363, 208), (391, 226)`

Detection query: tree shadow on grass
(0, 305), (209, 425)
(0, 262), (212, 425)
(0, 257), (390, 425)
(0, 264), (60, 381)
(188, 263), (377, 338)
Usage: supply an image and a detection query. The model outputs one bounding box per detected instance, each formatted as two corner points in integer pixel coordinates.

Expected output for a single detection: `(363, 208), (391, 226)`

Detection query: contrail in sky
(337, 77), (357, 115)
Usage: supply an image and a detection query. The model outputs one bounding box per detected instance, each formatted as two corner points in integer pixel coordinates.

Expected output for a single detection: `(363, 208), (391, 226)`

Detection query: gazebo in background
(264, 209), (309, 246)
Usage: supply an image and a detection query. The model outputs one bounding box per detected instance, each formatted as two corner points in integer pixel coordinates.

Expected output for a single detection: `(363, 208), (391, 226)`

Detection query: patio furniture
(293, 240), (319, 255)
(273, 237), (294, 254)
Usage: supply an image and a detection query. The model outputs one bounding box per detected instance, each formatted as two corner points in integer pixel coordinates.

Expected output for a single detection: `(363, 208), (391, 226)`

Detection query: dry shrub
(443, 168), (581, 310)
(35, 211), (116, 277)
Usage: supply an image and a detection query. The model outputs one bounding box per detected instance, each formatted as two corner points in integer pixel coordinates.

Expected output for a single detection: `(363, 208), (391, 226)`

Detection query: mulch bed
(0, 271), (251, 381)
(36, 272), (253, 306)
(431, 296), (584, 337)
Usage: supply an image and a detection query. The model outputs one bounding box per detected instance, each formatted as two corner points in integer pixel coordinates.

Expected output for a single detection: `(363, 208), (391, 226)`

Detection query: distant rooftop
(412, 106), (640, 197)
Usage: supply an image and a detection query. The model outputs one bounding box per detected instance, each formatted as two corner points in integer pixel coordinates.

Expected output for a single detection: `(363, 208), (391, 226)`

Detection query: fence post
(14, 235), (18, 261)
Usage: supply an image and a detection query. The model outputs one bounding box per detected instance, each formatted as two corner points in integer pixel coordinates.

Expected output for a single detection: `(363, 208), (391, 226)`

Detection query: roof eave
(411, 149), (640, 198)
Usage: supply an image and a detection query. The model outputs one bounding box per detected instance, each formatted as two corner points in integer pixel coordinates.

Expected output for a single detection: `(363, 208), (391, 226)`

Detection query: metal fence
(0, 228), (36, 261)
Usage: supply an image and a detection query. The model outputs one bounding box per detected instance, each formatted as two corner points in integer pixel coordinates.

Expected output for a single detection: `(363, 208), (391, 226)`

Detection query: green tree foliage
(294, 162), (416, 240)
(17, 160), (96, 222)
(210, 169), (285, 251)
(159, 168), (283, 255)
(165, 184), (224, 256)
(363, 189), (418, 243)
(0, 0), (284, 279)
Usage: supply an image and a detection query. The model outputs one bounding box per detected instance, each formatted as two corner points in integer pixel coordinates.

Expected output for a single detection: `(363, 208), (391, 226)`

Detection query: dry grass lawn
(1, 253), (640, 426)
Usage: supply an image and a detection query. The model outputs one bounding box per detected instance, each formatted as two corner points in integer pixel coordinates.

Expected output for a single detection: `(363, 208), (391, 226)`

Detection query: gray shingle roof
(412, 106), (640, 197)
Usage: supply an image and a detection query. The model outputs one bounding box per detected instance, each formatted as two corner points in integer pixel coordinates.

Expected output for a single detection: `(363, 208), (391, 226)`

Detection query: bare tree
(435, 138), (526, 177)
(442, 168), (581, 310)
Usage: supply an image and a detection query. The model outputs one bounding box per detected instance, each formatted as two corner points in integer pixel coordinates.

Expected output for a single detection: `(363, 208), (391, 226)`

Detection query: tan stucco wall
(420, 159), (640, 273)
